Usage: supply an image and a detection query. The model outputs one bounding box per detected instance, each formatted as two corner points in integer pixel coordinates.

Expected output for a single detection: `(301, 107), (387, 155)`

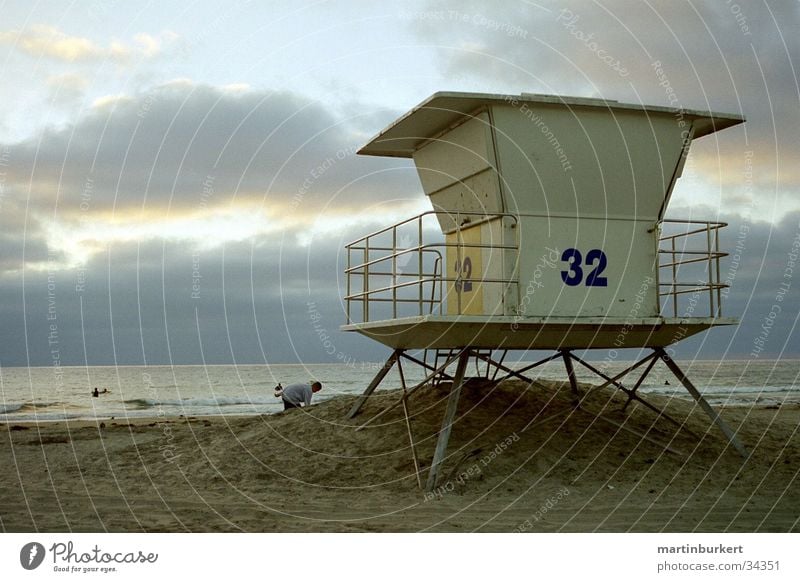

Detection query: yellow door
(445, 226), (484, 315)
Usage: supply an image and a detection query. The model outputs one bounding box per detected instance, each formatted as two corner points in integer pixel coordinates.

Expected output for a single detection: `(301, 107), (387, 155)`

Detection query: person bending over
(275, 381), (322, 410)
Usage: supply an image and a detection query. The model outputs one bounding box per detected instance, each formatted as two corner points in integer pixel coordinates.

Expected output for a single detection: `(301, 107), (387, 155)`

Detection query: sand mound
(1, 378), (798, 532)
(240, 378), (791, 495)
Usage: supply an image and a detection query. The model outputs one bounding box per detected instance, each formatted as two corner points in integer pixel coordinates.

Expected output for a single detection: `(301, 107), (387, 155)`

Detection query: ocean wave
(642, 384), (798, 396)
(0, 403), (24, 414)
(0, 401), (77, 415)
(123, 395), (281, 409)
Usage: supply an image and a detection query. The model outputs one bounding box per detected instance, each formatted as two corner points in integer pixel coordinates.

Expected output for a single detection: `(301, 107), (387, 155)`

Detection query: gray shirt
(281, 383), (313, 407)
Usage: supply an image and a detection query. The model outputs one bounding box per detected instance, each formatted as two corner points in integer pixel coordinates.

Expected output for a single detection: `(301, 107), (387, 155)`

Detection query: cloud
(674, 209), (800, 360)
(0, 80), (425, 276)
(0, 199), (54, 273)
(46, 72), (90, 107)
(408, 0), (800, 218)
(2, 80), (419, 223)
(0, 25), (179, 63)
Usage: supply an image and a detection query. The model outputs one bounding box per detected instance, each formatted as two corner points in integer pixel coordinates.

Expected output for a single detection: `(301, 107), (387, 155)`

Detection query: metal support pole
(426, 349), (470, 492)
(491, 349), (508, 381)
(622, 353), (659, 412)
(400, 352), (454, 381)
(397, 359), (422, 489)
(561, 349), (580, 402)
(473, 351), (534, 385)
(657, 348), (749, 459)
(570, 351), (692, 434)
(346, 350), (400, 419)
(356, 349), (464, 431)
(492, 351), (563, 384)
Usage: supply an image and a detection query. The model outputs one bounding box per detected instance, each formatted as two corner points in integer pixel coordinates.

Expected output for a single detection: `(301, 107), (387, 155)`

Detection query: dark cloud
(0, 229), (385, 367)
(662, 207), (800, 360)
(1, 208), (797, 366)
(1, 81), (421, 219)
(0, 198), (54, 272)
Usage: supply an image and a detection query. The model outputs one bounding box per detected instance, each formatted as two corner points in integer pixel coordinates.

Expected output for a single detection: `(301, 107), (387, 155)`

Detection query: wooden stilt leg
(425, 349), (470, 492)
(657, 349), (749, 459)
(346, 349), (400, 419)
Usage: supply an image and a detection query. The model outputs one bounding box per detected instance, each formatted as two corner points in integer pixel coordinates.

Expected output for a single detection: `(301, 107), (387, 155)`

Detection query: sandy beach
(1, 379), (798, 532)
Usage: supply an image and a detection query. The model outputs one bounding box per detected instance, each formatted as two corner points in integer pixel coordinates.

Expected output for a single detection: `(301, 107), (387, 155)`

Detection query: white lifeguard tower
(341, 92), (746, 491)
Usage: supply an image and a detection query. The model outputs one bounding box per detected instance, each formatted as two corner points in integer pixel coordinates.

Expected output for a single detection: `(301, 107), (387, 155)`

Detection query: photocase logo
(20, 542), (46, 570)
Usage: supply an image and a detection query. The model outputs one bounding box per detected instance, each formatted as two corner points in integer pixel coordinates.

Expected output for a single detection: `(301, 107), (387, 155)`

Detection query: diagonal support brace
(657, 348), (749, 459)
(425, 349), (470, 492)
(346, 349), (400, 419)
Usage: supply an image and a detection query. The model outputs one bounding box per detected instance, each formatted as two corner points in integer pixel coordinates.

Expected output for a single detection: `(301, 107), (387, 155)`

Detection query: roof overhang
(358, 91), (745, 158)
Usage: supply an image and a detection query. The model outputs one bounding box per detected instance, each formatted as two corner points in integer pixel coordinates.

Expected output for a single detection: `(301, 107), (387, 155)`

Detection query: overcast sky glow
(0, 0), (798, 366)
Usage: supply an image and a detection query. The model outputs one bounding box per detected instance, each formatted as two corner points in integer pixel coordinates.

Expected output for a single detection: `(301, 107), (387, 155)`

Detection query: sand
(1, 379), (798, 532)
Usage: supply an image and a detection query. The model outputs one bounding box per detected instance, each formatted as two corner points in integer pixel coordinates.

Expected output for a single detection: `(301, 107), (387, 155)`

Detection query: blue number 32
(560, 248), (608, 287)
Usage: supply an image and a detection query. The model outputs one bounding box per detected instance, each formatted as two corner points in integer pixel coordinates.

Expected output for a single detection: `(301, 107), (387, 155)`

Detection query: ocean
(1, 357), (798, 423)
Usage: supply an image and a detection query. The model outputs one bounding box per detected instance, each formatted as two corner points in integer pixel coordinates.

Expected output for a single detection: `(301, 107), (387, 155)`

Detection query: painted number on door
(454, 257), (473, 292)
(560, 248), (608, 287)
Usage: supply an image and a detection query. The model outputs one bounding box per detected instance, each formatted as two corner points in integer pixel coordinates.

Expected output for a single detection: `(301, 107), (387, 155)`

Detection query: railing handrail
(345, 214), (729, 324)
(345, 247), (444, 275)
(344, 210), (516, 249)
(657, 219), (728, 318)
(345, 242), (517, 274)
(661, 219), (728, 225)
(344, 210), (520, 324)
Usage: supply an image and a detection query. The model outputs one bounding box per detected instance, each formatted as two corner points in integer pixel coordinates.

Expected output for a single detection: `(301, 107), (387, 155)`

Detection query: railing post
(456, 212), (462, 315)
(513, 216), (520, 313)
(430, 256), (441, 315)
(715, 226), (723, 317)
(706, 223), (714, 317)
(392, 226), (397, 319)
(418, 215), (424, 316)
(363, 241), (369, 323)
(671, 235), (678, 318)
(346, 245), (351, 324)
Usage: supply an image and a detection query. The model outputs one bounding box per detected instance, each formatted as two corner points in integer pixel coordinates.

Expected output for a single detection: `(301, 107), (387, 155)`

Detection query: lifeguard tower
(341, 91), (746, 491)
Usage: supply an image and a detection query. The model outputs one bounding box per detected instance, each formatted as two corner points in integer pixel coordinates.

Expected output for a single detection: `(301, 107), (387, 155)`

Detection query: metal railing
(658, 219), (729, 318)
(344, 211), (520, 324)
(345, 214), (730, 324)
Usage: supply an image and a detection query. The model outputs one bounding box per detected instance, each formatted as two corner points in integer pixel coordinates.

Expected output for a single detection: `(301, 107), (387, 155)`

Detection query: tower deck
(342, 315), (737, 350)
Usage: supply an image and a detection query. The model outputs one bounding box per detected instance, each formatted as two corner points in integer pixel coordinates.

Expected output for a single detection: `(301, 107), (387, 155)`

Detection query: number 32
(560, 248), (608, 287)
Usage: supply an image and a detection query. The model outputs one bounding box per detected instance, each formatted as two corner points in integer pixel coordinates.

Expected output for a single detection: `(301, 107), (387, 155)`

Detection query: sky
(0, 0), (798, 367)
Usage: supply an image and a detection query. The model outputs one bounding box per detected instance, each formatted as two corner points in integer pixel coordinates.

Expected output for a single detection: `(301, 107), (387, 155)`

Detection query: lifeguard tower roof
(343, 91), (744, 351)
(359, 91), (743, 158)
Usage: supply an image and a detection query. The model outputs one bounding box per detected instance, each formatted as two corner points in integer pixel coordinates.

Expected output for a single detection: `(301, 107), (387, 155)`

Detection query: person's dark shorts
(282, 399), (300, 410)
